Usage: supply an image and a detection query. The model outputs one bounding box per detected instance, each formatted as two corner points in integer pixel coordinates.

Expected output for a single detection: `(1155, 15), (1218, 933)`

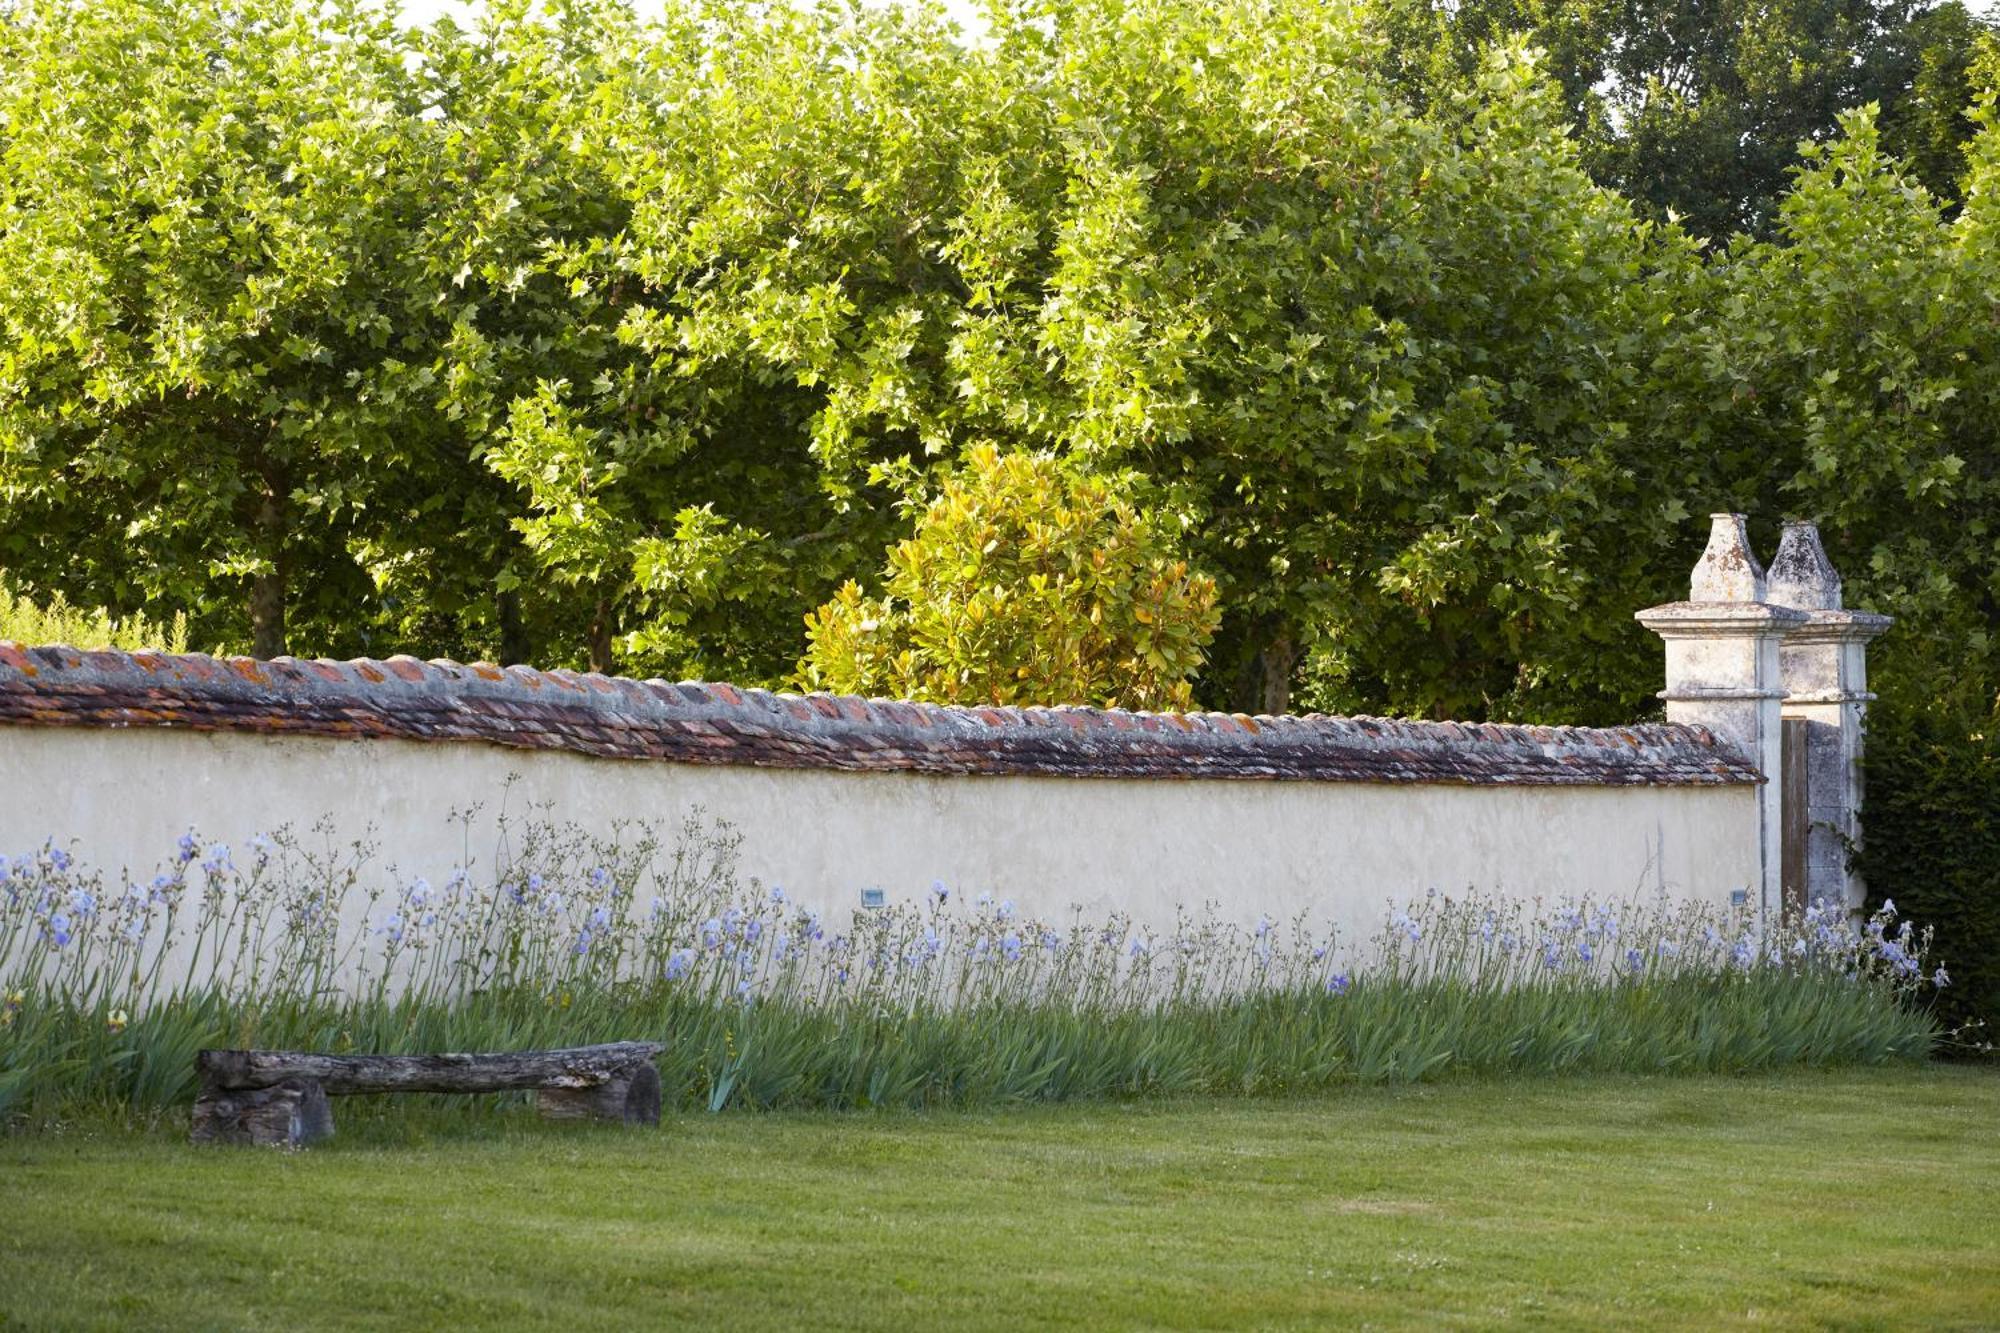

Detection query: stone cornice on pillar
(1785, 609), (1893, 644)
(1635, 602), (1810, 637)
(1784, 610), (1893, 705)
(1635, 602), (1809, 706)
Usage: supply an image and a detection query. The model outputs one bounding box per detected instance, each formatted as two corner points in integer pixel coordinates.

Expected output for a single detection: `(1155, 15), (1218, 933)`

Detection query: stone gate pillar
(1767, 520), (1892, 915)
(1637, 514), (1807, 920)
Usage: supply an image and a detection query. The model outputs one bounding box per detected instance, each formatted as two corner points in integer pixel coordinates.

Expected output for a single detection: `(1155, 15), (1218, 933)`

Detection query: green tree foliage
(1879, 6), (2000, 205)
(1384, 0), (1999, 238)
(0, 0), (1994, 730)
(367, 0), (643, 670)
(0, 1), (434, 658)
(505, 0), (1704, 718)
(0, 0), (633, 665)
(476, 0), (945, 682)
(800, 445), (1220, 709)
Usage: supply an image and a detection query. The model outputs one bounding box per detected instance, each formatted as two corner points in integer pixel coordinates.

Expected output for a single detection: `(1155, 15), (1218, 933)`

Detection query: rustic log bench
(191, 1041), (664, 1147)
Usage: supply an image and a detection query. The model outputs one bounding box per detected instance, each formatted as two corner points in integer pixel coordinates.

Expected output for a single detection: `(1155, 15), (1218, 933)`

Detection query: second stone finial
(1689, 513), (1767, 603)
(1767, 520), (1843, 611)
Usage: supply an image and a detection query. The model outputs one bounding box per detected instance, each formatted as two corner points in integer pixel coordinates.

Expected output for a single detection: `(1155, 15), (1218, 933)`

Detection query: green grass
(3, 1067), (1996, 1329)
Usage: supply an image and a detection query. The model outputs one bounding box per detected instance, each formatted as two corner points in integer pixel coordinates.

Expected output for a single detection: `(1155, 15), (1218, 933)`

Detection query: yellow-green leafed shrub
(0, 575), (188, 653)
(800, 447), (1221, 711)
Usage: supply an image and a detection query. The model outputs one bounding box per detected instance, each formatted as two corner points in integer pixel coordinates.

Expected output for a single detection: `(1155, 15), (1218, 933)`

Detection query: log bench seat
(190, 1041), (664, 1147)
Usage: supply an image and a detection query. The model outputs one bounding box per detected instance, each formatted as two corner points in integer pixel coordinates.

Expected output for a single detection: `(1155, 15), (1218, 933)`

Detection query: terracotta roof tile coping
(0, 643), (1759, 787)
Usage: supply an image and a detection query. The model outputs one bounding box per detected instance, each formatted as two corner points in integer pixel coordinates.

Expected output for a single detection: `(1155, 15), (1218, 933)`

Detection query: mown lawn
(3, 1067), (1996, 1330)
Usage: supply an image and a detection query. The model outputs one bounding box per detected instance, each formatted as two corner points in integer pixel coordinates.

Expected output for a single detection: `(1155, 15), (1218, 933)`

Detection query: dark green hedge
(1861, 699), (2000, 1056)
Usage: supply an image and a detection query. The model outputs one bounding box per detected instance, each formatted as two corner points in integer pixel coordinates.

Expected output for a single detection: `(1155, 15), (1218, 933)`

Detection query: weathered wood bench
(191, 1041), (664, 1147)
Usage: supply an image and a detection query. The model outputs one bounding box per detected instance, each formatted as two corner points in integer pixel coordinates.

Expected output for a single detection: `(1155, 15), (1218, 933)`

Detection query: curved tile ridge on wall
(0, 643), (1758, 787)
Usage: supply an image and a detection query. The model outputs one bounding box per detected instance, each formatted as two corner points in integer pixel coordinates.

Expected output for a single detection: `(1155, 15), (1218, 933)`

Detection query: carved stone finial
(1767, 520), (1843, 611)
(1689, 513), (1766, 603)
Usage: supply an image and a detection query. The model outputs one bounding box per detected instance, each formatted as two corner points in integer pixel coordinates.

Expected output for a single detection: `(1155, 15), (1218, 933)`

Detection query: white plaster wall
(0, 727), (1760, 948)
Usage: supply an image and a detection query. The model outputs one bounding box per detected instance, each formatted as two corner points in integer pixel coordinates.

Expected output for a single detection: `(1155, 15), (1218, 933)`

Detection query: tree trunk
(196, 1041), (664, 1095)
(1256, 631), (1298, 716)
(586, 597), (614, 675)
(536, 1060), (662, 1127)
(248, 477), (287, 660)
(497, 585), (531, 667)
(1228, 616), (1301, 716)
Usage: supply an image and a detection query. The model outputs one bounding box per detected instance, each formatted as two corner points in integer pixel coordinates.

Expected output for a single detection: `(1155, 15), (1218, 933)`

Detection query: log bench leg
(535, 1060), (661, 1127)
(191, 1077), (335, 1148)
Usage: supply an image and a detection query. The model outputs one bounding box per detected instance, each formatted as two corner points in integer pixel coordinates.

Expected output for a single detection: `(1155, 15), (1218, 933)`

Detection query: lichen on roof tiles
(0, 644), (1759, 787)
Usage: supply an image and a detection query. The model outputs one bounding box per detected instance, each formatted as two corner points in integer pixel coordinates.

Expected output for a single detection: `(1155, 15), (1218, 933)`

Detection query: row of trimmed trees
(0, 0), (1994, 729)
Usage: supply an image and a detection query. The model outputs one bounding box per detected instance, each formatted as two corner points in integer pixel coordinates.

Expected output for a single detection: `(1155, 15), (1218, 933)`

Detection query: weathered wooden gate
(1780, 716), (1810, 918)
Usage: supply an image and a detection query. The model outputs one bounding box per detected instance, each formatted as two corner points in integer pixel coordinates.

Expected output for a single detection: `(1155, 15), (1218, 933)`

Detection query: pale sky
(391, 0), (1999, 29)
(395, 0), (991, 30)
